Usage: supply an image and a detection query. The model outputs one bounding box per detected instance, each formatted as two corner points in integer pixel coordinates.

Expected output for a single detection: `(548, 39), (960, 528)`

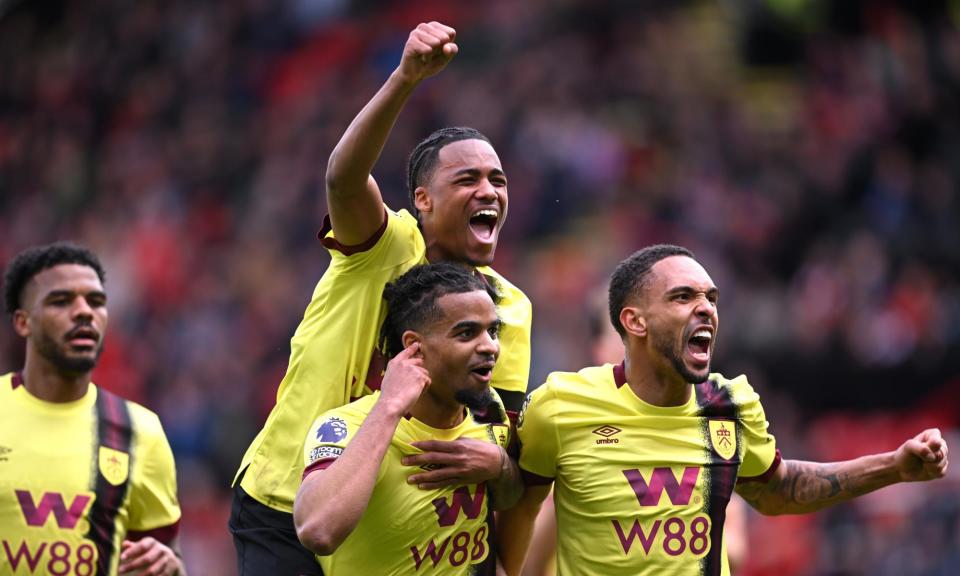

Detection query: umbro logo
(0, 445), (10, 462)
(593, 425), (621, 445)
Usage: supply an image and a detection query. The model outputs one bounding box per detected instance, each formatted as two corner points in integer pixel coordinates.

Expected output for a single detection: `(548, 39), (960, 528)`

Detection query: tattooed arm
(736, 428), (949, 516)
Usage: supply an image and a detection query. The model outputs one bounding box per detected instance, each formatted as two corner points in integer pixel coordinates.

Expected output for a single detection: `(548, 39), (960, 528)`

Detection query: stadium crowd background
(1, 0), (958, 573)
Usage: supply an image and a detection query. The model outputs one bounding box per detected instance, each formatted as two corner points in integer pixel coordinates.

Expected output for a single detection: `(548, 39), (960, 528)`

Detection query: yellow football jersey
(236, 207), (532, 513)
(0, 373), (181, 576)
(517, 363), (779, 576)
(302, 393), (511, 575)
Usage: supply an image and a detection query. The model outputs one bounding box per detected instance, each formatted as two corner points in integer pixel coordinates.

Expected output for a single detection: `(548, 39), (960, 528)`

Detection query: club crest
(98, 446), (129, 486)
(708, 420), (737, 461)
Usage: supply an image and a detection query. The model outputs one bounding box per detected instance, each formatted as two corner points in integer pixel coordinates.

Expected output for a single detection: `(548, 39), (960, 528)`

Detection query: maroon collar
(612, 361), (627, 388)
(11, 372), (23, 389)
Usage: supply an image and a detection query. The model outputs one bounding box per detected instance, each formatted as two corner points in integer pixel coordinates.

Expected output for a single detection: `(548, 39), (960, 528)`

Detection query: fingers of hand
(408, 467), (461, 488)
(120, 541), (162, 570)
(410, 440), (460, 454)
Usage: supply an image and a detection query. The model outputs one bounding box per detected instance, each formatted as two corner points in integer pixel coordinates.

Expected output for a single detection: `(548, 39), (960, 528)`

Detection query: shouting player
(500, 244), (949, 575)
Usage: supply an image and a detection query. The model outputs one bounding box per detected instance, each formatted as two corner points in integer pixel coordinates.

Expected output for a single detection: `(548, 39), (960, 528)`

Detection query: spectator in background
(0, 242), (185, 576)
(500, 244), (949, 575)
(228, 21), (532, 575)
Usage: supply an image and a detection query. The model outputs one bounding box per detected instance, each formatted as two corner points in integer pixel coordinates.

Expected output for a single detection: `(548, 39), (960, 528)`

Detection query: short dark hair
(3, 242), (106, 315)
(406, 127), (493, 219)
(608, 244), (694, 337)
(380, 262), (501, 358)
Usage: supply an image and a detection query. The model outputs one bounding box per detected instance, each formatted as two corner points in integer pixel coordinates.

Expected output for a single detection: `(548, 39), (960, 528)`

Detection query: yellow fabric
(236, 207), (531, 512)
(517, 365), (777, 576)
(303, 393), (511, 575)
(0, 373), (181, 576)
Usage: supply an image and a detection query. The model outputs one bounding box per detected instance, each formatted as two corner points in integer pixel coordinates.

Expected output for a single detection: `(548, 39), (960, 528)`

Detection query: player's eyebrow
(451, 167), (507, 179)
(665, 285), (719, 299)
(451, 318), (502, 332)
(44, 289), (108, 302)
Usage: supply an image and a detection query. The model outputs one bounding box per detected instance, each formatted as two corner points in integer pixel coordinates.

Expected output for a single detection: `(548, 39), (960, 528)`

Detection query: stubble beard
(455, 387), (497, 415)
(651, 329), (709, 384)
(36, 332), (101, 374)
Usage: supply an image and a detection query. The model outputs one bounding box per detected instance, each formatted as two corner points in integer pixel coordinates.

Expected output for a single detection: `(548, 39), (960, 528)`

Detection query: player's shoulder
(475, 266), (530, 305)
(98, 387), (168, 440)
(706, 372), (760, 403)
(535, 364), (614, 400)
(0, 372), (12, 398)
(314, 393), (377, 429)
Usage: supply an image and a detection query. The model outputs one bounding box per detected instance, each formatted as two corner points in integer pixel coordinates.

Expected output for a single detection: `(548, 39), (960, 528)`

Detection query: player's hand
(894, 428), (949, 482)
(403, 438), (505, 489)
(118, 537), (184, 576)
(396, 22), (458, 84)
(378, 343), (431, 416)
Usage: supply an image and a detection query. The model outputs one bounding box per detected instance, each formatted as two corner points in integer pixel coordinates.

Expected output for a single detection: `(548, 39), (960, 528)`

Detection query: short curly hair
(380, 262), (500, 358)
(406, 127), (493, 220)
(3, 242), (106, 315)
(608, 244), (694, 337)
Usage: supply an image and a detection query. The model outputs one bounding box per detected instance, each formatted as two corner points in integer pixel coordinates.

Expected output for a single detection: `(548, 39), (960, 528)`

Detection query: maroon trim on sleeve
(612, 361), (627, 388)
(520, 468), (555, 487)
(126, 520), (181, 545)
(11, 372), (23, 389)
(317, 208), (388, 255)
(302, 458), (337, 480)
(736, 449), (783, 484)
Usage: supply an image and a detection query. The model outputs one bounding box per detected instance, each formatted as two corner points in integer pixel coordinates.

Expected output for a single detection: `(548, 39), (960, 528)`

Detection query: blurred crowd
(1, 0), (957, 573)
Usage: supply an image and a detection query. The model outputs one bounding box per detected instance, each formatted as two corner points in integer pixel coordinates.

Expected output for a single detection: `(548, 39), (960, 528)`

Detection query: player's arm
(119, 536), (186, 576)
(326, 21), (458, 245)
(496, 483), (552, 576)
(736, 428), (948, 515)
(294, 344), (430, 554)
(403, 438), (523, 509)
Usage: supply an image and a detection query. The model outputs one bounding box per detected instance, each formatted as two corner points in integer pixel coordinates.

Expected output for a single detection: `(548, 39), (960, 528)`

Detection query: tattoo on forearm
(783, 461), (845, 505)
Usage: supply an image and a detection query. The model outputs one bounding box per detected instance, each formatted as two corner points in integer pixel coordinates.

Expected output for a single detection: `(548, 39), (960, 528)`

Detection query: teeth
(692, 329), (712, 340)
(472, 209), (498, 219)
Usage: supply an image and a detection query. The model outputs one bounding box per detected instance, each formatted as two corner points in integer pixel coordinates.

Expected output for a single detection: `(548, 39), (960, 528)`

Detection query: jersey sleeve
(302, 407), (357, 477)
(126, 411), (182, 542)
(320, 207), (422, 272)
(729, 375), (779, 480)
(480, 270), (532, 411)
(516, 381), (560, 484)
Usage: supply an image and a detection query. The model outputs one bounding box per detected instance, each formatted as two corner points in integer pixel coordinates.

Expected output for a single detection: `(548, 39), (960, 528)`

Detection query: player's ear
(620, 307), (646, 338)
(401, 330), (423, 355)
(414, 187), (432, 214)
(12, 309), (30, 338)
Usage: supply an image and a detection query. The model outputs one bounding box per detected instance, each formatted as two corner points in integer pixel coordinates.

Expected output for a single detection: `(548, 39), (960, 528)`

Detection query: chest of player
(555, 411), (742, 509)
(330, 446), (494, 574)
(0, 406), (134, 575)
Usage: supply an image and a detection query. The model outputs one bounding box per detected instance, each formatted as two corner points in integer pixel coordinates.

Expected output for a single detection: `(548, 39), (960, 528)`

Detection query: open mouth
(468, 209), (499, 243)
(686, 328), (712, 365)
(66, 327), (99, 349)
(470, 364), (495, 382)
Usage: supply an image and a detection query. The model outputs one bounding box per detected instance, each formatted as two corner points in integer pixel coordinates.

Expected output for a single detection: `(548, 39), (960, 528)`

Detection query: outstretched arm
(294, 345), (430, 554)
(326, 21), (458, 245)
(736, 428), (949, 516)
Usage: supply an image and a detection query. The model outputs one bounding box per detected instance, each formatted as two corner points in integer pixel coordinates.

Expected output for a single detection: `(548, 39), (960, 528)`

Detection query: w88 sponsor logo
(612, 514), (712, 557)
(409, 524), (488, 570)
(2, 539), (98, 575)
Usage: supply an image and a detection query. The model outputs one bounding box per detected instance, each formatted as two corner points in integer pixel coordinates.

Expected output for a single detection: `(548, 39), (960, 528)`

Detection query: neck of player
(21, 353), (91, 403)
(623, 350), (692, 408)
(409, 389), (467, 429)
